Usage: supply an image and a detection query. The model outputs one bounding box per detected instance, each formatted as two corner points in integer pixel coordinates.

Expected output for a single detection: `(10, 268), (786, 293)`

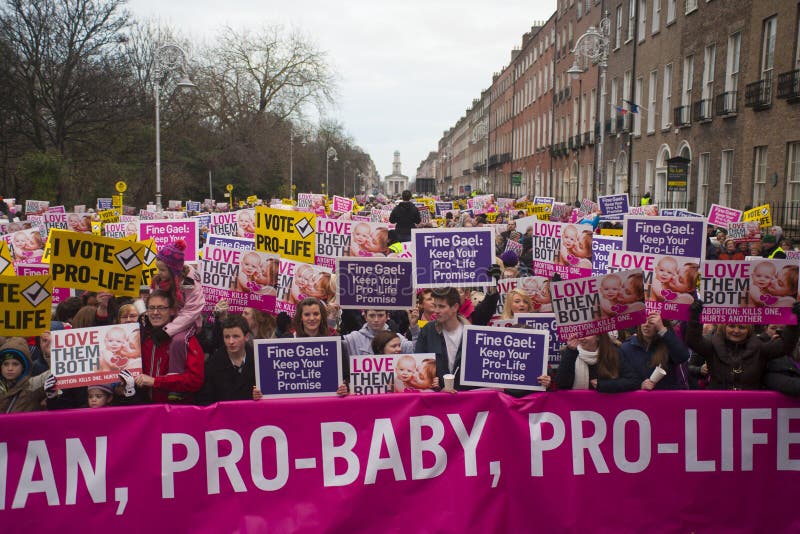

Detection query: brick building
(429, 0), (800, 229)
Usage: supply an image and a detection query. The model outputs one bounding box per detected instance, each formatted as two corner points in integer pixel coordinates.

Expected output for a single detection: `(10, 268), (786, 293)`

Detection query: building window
(638, 0), (647, 42)
(652, 0), (661, 34)
(725, 32), (741, 95)
(648, 70), (657, 133)
(753, 146), (768, 206)
(632, 161), (640, 197)
(645, 159), (655, 196)
(667, 0), (676, 24)
(696, 152), (710, 213)
(719, 150), (734, 206)
(761, 16), (777, 83)
(682, 55), (694, 112)
(615, 5), (623, 49)
(628, 0), (636, 42)
(787, 142), (800, 205)
(685, 0), (697, 14)
(634, 77), (643, 135)
(662, 64), (672, 129)
(611, 78), (619, 132)
(702, 44), (716, 102)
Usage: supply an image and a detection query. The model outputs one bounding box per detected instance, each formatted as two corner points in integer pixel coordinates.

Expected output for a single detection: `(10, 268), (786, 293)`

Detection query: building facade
(383, 151), (410, 196)
(430, 0), (800, 228)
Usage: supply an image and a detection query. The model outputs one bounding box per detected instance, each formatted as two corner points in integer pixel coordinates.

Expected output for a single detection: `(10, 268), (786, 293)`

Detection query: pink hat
(157, 240), (186, 276)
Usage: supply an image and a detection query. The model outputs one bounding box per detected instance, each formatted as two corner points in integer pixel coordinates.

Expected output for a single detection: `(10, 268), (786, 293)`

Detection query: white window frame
(682, 55), (693, 118)
(753, 146), (768, 206)
(719, 150), (734, 206)
(685, 0), (697, 14)
(615, 5), (623, 49)
(647, 70), (657, 133)
(634, 77), (643, 135)
(761, 16), (777, 83)
(725, 32), (741, 95)
(611, 77), (619, 132)
(628, 0), (636, 42)
(787, 142), (800, 205)
(652, 0), (661, 34)
(662, 64), (672, 129)
(696, 152), (710, 214)
(702, 44), (715, 101)
(667, 0), (676, 24)
(645, 159), (655, 196)
(638, 0), (647, 42)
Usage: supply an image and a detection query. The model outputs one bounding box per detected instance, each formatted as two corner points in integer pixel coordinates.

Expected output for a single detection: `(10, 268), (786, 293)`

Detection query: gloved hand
(119, 370), (136, 397)
(44, 374), (58, 399)
(487, 264), (502, 281)
(150, 326), (170, 345)
(214, 299), (229, 317)
(690, 298), (704, 319)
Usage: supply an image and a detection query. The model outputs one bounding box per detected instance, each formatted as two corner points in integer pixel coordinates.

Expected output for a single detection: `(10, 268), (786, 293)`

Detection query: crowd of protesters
(3, 191), (800, 414)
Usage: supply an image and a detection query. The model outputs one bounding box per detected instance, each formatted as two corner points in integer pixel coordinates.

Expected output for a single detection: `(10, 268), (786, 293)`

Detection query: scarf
(574, 347), (599, 390)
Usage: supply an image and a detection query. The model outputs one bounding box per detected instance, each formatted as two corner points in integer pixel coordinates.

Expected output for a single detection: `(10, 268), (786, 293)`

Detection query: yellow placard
(112, 195), (122, 208)
(531, 204), (553, 218)
(0, 241), (15, 275)
(246, 195), (258, 204)
(115, 181), (127, 193)
(49, 230), (145, 297)
(91, 221), (103, 235)
(743, 204), (772, 228)
(600, 228), (624, 236)
(139, 238), (158, 288)
(254, 206), (316, 263)
(98, 209), (120, 224)
(485, 212), (498, 223)
(0, 274), (52, 336)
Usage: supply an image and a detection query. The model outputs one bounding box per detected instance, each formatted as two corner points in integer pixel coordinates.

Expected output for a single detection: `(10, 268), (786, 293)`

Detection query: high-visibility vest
(768, 246), (785, 259)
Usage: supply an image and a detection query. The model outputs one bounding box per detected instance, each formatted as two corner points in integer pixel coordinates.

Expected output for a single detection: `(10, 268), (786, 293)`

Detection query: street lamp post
(289, 127), (294, 201)
(154, 43), (196, 211)
(568, 12), (610, 201)
(325, 147), (338, 196)
(342, 161), (350, 197)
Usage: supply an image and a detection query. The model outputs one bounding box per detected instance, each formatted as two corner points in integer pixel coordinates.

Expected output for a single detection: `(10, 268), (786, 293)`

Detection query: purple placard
(598, 194), (629, 216)
(513, 313), (562, 365)
(551, 270), (647, 340)
(336, 257), (414, 310)
(254, 337), (342, 398)
(707, 204), (743, 227)
(435, 201), (454, 216)
(622, 215), (706, 259)
(412, 227), (495, 288)
(700, 260), (798, 325)
(529, 221), (594, 280)
(96, 198), (112, 210)
(591, 235), (623, 276)
(460, 325), (549, 390)
(138, 219), (199, 260)
(205, 233), (255, 250)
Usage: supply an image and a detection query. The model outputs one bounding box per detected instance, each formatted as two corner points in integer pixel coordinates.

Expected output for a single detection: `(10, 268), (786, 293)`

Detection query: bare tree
(0, 0), (131, 154)
(201, 24), (337, 129)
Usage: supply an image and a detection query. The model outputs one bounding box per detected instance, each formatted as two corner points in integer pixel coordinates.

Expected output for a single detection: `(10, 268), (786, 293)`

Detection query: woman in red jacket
(134, 290), (204, 403)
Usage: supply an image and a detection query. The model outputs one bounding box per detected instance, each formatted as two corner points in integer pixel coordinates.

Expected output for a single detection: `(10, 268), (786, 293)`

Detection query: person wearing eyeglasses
(414, 287), (471, 391)
(133, 290), (204, 403)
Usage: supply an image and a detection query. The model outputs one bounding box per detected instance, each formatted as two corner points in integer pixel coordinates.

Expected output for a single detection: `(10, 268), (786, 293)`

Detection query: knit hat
(499, 250), (519, 268)
(157, 240), (186, 277)
(87, 383), (115, 396)
(0, 337), (31, 379)
(762, 235), (777, 244)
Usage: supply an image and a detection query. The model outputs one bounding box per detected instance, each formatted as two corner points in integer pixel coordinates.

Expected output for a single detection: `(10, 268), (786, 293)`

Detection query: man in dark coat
(389, 190), (421, 242)
(197, 315), (255, 404)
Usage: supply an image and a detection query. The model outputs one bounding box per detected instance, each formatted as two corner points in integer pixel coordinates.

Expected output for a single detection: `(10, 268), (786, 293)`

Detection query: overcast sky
(127, 0), (556, 179)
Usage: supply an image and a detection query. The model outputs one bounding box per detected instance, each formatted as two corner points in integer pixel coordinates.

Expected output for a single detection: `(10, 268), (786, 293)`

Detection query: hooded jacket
(0, 337), (48, 413)
(342, 323), (415, 356)
(389, 202), (421, 240)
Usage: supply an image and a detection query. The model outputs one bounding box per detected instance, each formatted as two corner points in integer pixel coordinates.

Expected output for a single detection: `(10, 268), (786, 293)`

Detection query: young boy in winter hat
(148, 239), (205, 399)
(0, 337), (49, 413)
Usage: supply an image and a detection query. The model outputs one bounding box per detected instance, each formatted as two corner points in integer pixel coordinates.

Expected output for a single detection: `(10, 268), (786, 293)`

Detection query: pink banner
(3, 391), (799, 532)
